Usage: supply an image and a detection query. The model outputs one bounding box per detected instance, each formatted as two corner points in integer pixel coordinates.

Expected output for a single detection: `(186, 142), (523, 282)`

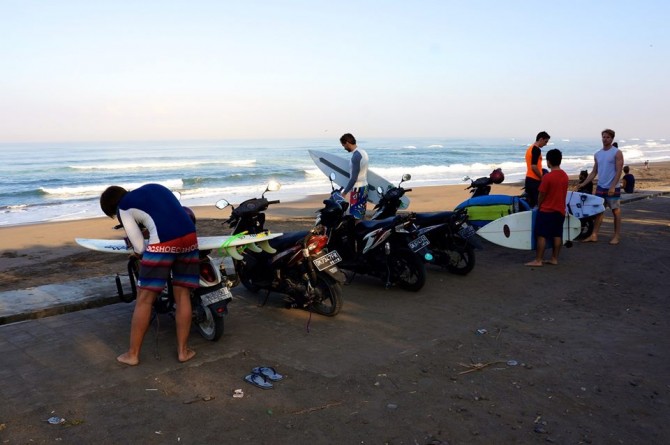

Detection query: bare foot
(524, 260), (543, 267)
(178, 348), (196, 363)
(543, 259), (558, 265)
(117, 352), (139, 366)
(582, 236), (598, 243)
(609, 237), (620, 245)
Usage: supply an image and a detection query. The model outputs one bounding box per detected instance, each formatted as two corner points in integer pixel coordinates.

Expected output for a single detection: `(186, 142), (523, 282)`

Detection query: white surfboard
(476, 210), (581, 250)
(565, 191), (605, 218)
(75, 232), (283, 260)
(309, 150), (410, 208)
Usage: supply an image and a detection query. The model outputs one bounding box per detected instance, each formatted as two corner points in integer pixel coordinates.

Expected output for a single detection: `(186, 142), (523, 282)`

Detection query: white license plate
(200, 286), (232, 306)
(313, 250), (342, 271)
(409, 235), (430, 252)
(458, 224), (476, 239)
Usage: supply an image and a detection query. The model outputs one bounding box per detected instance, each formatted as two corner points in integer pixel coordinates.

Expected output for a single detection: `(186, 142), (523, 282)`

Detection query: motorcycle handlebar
(268, 200), (280, 205)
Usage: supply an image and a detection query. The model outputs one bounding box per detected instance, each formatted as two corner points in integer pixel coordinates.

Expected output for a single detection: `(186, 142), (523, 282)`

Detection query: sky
(1, 0), (668, 142)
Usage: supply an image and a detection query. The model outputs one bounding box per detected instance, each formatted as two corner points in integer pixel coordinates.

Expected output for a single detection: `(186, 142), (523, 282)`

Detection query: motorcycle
(115, 208), (234, 341)
(316, 176), (433, 291)
(216, 181), (345, 317)
(461, 169), (594, 240)
(370, 174), (480, 275)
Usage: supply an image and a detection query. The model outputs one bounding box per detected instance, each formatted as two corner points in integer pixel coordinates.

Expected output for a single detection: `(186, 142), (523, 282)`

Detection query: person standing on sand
(577, 129), (624, 245)
(524, 131), (551, 208)
(100, 183), (199, 365)
(622, 165), (635, 193)
(340, 133), (369, 220)
(525, 149), (569, 267)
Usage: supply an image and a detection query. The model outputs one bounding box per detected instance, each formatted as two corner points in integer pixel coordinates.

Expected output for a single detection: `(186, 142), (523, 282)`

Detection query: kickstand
(257, 290), (271, 307)
(344, 270), (356, 285)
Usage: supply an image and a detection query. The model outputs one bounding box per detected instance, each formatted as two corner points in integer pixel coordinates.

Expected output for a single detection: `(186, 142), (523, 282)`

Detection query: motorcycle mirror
(266, 180), (281, 192)
(462, 176), (471, 182)
(215, 199), (230, 210)
(401, 173), (411, 182)
(377, 186), (384, 195)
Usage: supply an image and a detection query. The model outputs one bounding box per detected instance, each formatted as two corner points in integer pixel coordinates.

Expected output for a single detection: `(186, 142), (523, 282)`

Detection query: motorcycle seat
(268, 231), (310, 251)
(354, 217), (397, 236)
(414, 211), (456, 226)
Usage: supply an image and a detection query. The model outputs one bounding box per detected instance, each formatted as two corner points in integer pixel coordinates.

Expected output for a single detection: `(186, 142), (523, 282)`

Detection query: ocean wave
(69, 159), (256, 171)
(40, 179), (184, 198)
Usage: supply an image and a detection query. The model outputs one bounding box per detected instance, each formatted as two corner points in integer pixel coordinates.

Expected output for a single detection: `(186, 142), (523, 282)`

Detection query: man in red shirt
(525, 149), (569, 266)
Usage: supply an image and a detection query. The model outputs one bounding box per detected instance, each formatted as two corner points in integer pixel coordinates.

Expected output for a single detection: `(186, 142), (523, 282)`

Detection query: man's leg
(173, 286), (196, 363)
(525, 236), (546, 266)
(610, 208), (621, 244)
(548, 236), (562, 264)
(117, 289), (157, 365)
(584, 212), (604, 242)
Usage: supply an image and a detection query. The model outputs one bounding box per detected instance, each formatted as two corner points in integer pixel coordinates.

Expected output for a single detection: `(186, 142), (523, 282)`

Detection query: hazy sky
(1, 1), (668, 142)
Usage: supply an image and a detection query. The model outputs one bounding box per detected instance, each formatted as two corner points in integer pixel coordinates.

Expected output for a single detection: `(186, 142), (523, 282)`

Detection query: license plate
(409, 235), (430, 252)
(200, 286), (232, 306)
(313, 250), (342, 271)
(458, 224), (477, 239)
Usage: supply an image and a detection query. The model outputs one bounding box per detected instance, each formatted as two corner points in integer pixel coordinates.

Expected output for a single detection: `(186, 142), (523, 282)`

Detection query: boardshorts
(595, 185), (621, 210)
(536, 210), (565, 239)
(138, 233), (200, 292)
(349, 185), (369, 220)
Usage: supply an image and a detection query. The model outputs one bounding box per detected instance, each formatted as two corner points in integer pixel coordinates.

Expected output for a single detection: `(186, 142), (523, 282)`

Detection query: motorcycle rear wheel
(195, 304), (224, 341)
(388, 248), (426, 292)
(443, 242), (476, 275)
(309, 275), (343, 317)
(234, 259), (260, 293)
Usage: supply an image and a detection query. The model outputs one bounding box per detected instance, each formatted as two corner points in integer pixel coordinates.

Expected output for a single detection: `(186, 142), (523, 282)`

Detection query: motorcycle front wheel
(388, 248), (426, 292)
(194, 304), (224, 341)
(309, 275), (343, 317)
(443, 242), (476, 275)
(234, 259), (260, 293)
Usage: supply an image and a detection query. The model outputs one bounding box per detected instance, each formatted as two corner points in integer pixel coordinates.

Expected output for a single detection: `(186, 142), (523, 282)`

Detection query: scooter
(216, 181), (345, 316)
(316, 176), (433, 291)
(459, 169), (594, 240)
(370, 174), (480, 275)
(115, 208), (234, 341)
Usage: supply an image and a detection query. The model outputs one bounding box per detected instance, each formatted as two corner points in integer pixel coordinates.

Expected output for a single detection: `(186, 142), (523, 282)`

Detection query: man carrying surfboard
(340, 133), (369, 220)
(525, 148), (569, 267)
(524, 131), (551, 208)
(577, 129), (624, 245)
(100, 184), (199, 365)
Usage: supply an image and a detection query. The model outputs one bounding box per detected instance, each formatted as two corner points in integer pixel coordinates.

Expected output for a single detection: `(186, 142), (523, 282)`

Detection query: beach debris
(47, 416), (65, 425)
(386, 403), (398, 410)
(476, 328), (488, 335)
(457, 361), (504, 375)
(183, 394), (215, 404)
(233, 389), (244, 398)
(507, 360), (518, 366)
(291, 401), (343, 415)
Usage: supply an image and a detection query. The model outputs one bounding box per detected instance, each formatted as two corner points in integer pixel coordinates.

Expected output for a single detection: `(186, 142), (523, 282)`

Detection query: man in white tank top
(577, 129), (624, 245)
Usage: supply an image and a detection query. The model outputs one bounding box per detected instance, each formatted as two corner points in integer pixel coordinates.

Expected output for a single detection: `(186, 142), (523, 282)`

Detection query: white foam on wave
(41, 179), (184, 199)
(70, 159), (256, 171)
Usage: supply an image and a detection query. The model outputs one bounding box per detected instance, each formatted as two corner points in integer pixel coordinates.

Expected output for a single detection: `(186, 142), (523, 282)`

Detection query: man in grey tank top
(577, 129), (624, 245)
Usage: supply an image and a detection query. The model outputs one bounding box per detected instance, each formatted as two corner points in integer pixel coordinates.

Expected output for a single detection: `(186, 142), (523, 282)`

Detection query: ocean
(1, 137), (668, 227)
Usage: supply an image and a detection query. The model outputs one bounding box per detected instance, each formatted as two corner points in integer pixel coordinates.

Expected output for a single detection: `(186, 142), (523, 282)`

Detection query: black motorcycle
(315, 183), (432, 292)
(371, 174), (480, 275)
(216, 182), (345, 317)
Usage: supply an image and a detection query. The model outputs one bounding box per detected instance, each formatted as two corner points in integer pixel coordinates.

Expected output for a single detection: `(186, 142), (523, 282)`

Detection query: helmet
(490, 168), (505, 184)
(182, 206), (196, 224)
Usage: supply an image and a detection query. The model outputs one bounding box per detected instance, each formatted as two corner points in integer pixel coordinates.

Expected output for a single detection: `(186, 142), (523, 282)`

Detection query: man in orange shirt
(524, 131), (551, 208)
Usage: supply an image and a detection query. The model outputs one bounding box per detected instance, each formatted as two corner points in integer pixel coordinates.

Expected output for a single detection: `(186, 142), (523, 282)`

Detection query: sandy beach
(1, 161), (669, 443)
(1, 161), (667, 291)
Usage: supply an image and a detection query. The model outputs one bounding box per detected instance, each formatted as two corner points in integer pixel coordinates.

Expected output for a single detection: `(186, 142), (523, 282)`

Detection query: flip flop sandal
(252, 366), (284, 382)
(244, 372), (273, 390)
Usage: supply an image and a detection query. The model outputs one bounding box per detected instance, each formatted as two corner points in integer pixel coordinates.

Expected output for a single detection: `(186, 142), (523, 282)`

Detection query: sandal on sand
(244, 372), (273, 390)
(252, 366), (284, 382)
